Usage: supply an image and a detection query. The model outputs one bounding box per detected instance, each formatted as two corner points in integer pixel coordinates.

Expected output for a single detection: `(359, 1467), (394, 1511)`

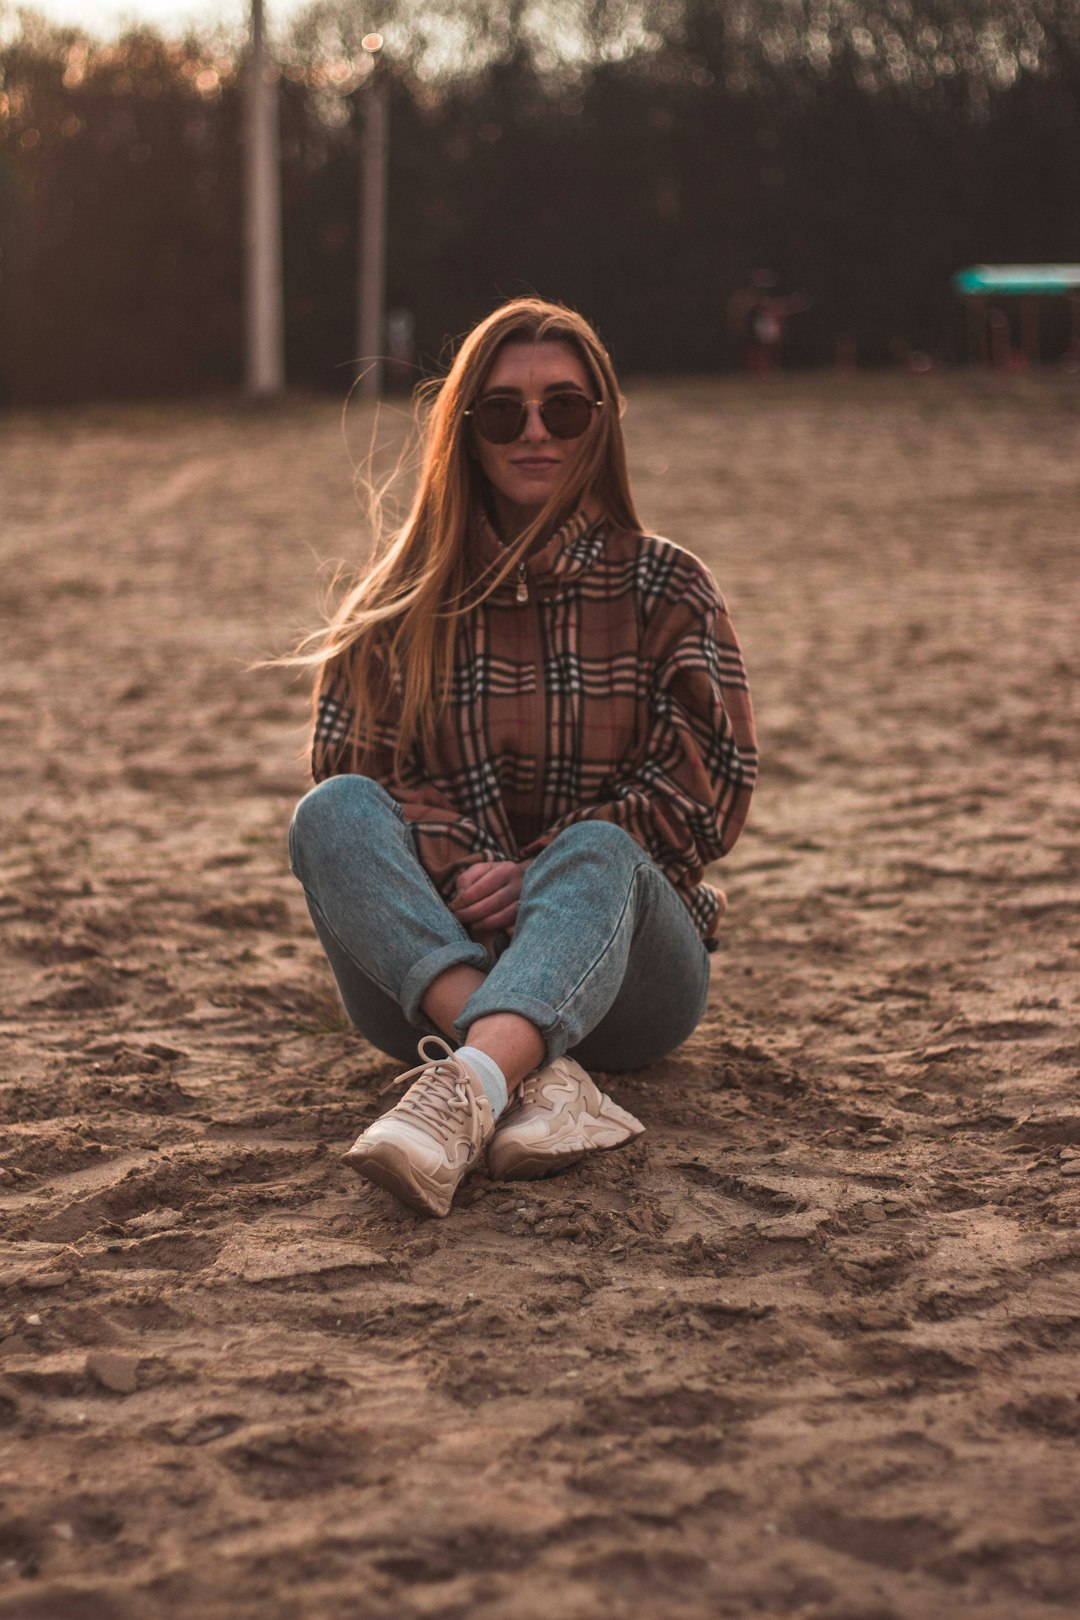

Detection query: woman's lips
(511, 458), (558, 470)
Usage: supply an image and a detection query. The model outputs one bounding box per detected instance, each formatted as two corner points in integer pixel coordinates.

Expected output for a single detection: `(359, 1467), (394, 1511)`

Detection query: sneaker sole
(342, 1140), (453, 1219)
(490, 1096), (645, 1182)
(492, 1145), (588, 1181)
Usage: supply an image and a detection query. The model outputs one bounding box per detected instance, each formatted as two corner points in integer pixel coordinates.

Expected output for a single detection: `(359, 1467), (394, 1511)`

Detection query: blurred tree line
(1, 0), (1079, 403)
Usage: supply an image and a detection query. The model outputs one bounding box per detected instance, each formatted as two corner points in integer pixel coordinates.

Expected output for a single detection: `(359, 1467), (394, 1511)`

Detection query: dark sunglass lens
(474, 399), (525, 443)
(541, 393), (593, 438)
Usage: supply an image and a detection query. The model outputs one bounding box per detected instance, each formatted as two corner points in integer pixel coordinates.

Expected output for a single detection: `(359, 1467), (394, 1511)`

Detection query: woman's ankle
(462, 1013), (546, 1090)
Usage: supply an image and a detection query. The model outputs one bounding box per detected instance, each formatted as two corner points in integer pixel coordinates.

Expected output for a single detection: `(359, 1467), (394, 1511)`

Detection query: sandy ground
(1, 374), (1079, 1620)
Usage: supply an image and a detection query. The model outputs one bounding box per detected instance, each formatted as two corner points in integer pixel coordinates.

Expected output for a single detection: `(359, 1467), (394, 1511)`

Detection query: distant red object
(834, 336), (858, 372)
(728, 272), (812, 374)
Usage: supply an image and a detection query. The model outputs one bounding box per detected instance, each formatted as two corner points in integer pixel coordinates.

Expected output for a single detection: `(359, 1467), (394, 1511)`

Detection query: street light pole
(245, 0), (285, 397)
(357, 34), (388, 399)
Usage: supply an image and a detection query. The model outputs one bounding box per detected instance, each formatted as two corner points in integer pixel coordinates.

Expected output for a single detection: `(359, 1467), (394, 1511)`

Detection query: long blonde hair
(308, 296), (642, 768)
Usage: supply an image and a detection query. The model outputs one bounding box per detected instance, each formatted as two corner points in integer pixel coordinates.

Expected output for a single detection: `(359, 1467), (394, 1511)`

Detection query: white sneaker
(342, 1037), (494, 1218)
(487, 1055), (645, 1181)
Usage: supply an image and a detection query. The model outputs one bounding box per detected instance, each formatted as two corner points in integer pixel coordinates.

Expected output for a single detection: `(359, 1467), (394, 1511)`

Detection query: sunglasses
(465, 391), (603, 445)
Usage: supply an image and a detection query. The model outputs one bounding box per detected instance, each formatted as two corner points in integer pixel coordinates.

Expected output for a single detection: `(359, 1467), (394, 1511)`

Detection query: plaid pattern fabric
(312, 507), (758, 945)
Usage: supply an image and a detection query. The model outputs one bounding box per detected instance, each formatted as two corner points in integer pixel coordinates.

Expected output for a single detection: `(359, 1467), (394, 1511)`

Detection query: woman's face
(470, 339), (596, 518)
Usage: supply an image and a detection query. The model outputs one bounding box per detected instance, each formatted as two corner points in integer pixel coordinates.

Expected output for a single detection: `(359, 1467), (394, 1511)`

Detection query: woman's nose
(518, 402), (551, 442)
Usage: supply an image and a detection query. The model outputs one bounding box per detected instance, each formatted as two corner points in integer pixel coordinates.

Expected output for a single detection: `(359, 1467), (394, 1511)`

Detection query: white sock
(455, 1046), (508, 1121)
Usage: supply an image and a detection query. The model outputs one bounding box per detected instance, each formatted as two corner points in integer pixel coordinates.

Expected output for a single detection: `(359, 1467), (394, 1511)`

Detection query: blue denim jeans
(288, 775), (710, 1071)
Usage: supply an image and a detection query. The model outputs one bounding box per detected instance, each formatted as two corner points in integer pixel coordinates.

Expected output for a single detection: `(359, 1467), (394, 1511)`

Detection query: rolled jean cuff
(453, 990), (564, 1063)
(400, 941), (491, 1027)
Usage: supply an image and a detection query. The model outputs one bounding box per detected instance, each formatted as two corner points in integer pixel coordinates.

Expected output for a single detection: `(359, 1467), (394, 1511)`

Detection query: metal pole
(357, 52), (388, 399)
(245, 0), (285, 397)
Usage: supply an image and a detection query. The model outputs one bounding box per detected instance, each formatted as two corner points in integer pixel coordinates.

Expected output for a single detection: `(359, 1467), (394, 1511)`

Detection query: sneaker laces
(512, 1067), (545, 1108)
(381, 1036), (481, 1145)
(506, 1059), (584, 1121)
(499, 1063), (557, 1123)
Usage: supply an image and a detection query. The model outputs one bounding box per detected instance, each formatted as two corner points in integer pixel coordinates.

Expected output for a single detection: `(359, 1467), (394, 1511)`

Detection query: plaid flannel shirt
(312, 507), (758, 946)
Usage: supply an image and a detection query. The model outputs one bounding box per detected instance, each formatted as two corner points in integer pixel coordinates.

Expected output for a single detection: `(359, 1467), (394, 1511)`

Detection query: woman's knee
(542, 819), (646, 871)
(288, 774), (398, 877)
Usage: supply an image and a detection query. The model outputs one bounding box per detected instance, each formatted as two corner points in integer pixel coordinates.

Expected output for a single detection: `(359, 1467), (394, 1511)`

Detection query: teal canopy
(953, 264), (1080, 297)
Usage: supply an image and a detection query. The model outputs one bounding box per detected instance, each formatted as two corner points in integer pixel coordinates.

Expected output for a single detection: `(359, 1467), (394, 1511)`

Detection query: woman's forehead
(481, 338), (590, 393)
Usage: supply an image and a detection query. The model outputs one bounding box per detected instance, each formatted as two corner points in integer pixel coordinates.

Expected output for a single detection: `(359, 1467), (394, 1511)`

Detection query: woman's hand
(451, 860), (526, 936)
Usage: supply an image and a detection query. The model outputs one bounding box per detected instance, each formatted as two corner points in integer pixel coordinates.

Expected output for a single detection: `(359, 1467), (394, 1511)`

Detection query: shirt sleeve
(520, 569), (758, 923)
(311, 661), (509, 901)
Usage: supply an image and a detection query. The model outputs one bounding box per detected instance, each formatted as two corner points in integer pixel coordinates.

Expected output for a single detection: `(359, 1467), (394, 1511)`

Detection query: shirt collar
(472, 499), (608, 593)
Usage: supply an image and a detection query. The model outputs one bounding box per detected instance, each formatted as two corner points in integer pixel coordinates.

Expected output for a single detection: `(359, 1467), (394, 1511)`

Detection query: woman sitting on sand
(288, 297), (757, 1218)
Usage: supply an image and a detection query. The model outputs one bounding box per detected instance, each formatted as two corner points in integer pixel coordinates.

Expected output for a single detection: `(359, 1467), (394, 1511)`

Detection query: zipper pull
(516, 563), (528, 604)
